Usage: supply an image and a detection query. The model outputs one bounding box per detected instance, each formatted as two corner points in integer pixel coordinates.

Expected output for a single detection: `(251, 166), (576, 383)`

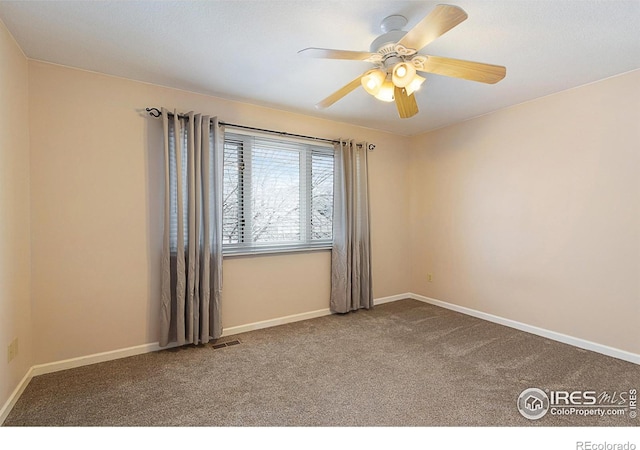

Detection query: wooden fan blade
(397, 5), (468, 51)
(394, 86), (419, 119)
(315, 73), (365, 109)
(419, 55), (506, 84)
(298, 47), (378, 62)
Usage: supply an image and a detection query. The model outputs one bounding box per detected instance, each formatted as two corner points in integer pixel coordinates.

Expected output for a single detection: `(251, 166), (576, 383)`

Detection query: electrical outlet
(427, 273), (433, 282)
(7, 338), (18, 363)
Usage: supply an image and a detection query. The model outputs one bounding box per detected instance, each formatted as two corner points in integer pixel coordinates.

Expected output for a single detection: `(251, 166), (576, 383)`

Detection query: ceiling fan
(298, 4), (506, 119)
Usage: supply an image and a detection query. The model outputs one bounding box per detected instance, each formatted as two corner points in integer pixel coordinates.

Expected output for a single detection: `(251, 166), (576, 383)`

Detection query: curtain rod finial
(146, 107), (161, 117)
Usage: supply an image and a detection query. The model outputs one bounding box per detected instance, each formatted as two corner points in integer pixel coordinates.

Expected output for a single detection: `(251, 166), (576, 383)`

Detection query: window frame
(222, 131), (334, 256)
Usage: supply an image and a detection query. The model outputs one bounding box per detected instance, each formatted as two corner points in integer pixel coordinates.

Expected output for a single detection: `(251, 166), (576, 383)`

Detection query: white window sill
(222, 245), (332, 258)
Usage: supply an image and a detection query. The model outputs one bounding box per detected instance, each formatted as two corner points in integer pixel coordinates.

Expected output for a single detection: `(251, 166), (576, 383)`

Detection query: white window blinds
(223, 133), (334, 254)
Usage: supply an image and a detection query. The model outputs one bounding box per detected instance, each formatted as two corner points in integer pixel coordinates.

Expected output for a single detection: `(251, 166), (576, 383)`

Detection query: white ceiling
(1, 0), (639, 135)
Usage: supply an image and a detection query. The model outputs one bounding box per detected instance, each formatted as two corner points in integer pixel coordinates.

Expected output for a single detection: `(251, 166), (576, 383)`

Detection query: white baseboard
(0, 367), (33, 425)
(222, 307), (332, 337)
(409, 293), (640, 365)
(220, 293), (411, 337)
(374, 293), (412, 305)
(30, 294), (399, 377)
(30, 341), (182, 377)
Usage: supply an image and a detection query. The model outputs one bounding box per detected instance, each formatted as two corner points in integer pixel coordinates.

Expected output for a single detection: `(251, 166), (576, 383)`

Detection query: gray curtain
(330, 140), (372, 313)
(160, 108), (223, 346)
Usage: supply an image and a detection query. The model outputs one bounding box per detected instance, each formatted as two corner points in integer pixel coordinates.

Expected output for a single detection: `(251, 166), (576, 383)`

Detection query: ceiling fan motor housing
(370, 15), (410, 69)
(370, 15), (408, 53)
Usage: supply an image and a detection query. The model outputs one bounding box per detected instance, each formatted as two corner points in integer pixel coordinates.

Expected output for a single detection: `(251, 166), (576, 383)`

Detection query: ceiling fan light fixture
(392, 62), (416, 88)
(374, 79), (395, 102)
(405, 74), (426, 96)
(361, 69), (386, 95)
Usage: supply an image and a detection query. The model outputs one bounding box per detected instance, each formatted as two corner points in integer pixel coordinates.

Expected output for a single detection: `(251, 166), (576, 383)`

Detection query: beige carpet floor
(3, 299), (639, 426)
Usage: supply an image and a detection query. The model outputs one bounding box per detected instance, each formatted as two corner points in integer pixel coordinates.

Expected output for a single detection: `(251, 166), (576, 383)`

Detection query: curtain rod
(145, 108), (375, 150)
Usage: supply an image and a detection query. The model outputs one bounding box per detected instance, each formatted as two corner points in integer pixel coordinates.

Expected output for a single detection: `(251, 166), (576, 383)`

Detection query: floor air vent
(211, 339), (241, 349)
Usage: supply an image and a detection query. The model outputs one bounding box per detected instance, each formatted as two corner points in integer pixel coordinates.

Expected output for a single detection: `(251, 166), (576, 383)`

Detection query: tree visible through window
(223, 133), (333, 253)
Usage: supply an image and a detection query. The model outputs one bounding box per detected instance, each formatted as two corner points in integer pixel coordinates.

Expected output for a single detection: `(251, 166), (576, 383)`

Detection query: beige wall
(0, 20), (32, 408)
(410, 70), (640, 354)
(28, 61), (412, 365)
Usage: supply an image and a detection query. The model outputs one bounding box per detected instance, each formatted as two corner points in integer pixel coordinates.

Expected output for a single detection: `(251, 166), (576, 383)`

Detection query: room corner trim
(0, 367), (34, 425)
(410, 293), (640, 365)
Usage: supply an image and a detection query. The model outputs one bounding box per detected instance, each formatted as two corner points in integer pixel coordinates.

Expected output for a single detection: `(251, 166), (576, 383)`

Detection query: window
(223, 132), (334, 254)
